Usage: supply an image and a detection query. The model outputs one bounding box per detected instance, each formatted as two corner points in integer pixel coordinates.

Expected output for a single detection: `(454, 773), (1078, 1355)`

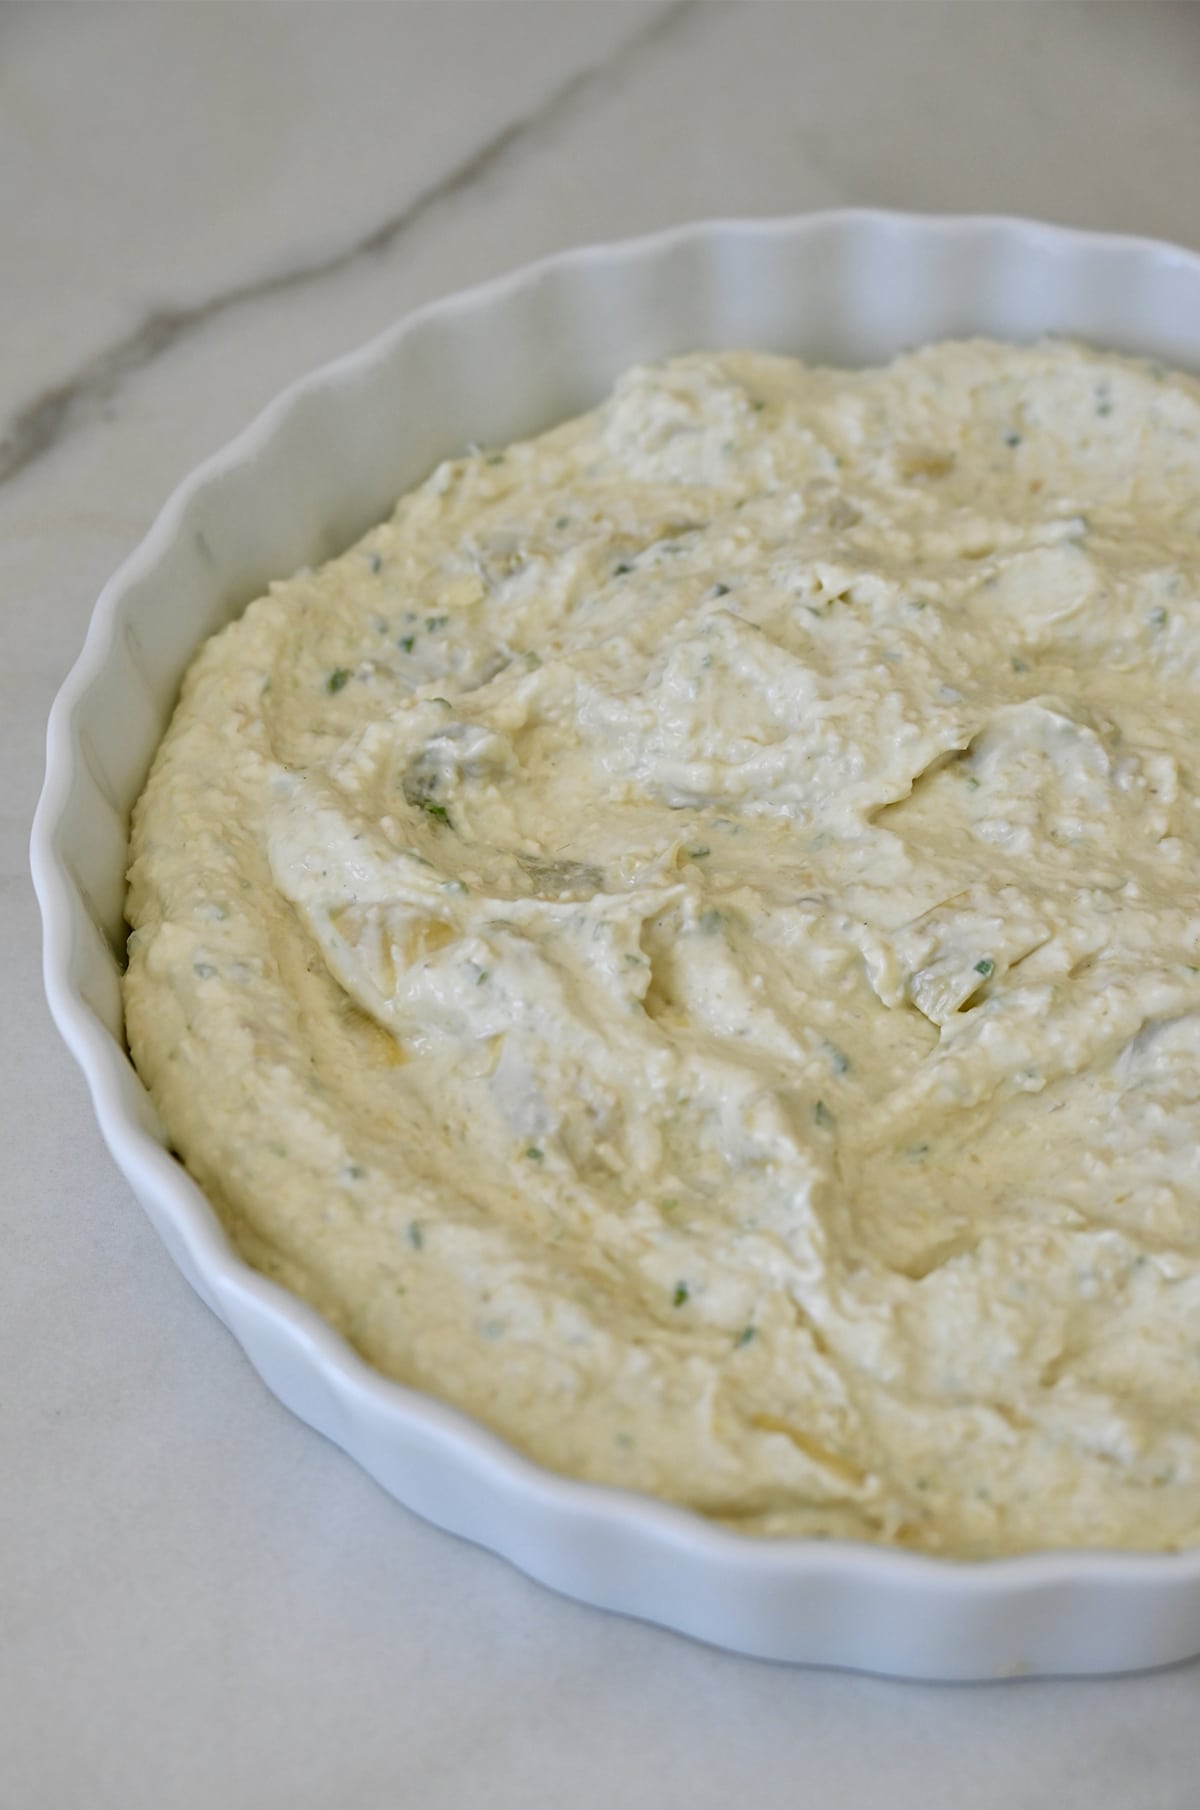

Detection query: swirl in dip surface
(125, 341), (1200, 1555)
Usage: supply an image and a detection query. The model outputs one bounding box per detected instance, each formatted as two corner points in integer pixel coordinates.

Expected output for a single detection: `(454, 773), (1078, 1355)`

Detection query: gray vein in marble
(0, 0), (700, 490)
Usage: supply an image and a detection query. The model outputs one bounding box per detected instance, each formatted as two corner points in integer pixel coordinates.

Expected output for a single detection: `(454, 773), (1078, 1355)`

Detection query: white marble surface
(6, 3), (1200, 1804)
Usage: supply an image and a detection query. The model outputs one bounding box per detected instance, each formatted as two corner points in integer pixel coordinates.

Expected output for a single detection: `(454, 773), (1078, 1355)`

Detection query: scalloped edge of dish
(31, 209), (1200, 1679)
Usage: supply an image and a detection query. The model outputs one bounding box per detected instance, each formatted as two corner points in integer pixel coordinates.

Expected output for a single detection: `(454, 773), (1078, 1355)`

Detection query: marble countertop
(6, 4), (1200, 1804)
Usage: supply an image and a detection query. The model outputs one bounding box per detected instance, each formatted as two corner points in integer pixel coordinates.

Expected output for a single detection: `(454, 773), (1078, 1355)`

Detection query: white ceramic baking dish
(31, 211), (1200, 1680)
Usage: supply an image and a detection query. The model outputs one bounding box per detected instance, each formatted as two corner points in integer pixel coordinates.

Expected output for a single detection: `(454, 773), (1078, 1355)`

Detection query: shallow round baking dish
(31, 210), (1200, 1680)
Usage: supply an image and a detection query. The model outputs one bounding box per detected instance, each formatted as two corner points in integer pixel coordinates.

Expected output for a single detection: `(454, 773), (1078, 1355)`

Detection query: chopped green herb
(366, 550), (383, 573)
(613, 562), (633, 577)
(751, 398), (766, 412)
(426, 615), (448, 633)
(688, 845), (711, 860)
(1149, 606), (1168, 629)
(399, 635), (416, 653)
(401, 752), (449, 819)
(660, 1197), (680, 1214)
(698, 908), (726, 935)
(673, 1282), (689, 1307)
(555, 515), (570, 529)
(1003, 430), (1022, 448)
(907, 597), (927, 611)
(326, 667), (351, 694)
(525, 1146), (544, 1162)
(826, 1043), (851, 1076)
(1011, 656), (1029, 673)
(475, 968), (489, 985)
(974, 958), (994, 978)
(418, 800), (451, 826)
(431, 697), (452, 710)
(485, 452), (505, 466)
(407, 1221), (424, 1251)
(735, 1326), (757, 1348)
(965, 774), (981, 790)
(523, 650), (542, 669)
(712, 583), (731, 598)
(814, 1099), (834, 1129)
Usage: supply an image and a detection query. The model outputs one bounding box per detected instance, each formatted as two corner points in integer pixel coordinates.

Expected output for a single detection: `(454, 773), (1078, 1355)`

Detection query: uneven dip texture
(125, 341), (1200, 1555)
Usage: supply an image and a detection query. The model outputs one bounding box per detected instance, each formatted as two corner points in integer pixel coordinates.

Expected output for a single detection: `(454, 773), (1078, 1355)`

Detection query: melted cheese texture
(125, 341), (1200, 1554)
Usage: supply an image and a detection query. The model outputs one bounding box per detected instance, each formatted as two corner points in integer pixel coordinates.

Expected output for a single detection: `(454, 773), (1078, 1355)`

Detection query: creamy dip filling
(125, 341), (1200, 1555)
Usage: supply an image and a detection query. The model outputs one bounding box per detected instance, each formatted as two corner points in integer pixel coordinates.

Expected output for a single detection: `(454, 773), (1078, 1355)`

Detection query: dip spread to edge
(125, 340), (1200, 1555)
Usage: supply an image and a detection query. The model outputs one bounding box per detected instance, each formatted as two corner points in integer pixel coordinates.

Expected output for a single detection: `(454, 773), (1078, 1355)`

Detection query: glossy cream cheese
(125, 340), (1200, 1554)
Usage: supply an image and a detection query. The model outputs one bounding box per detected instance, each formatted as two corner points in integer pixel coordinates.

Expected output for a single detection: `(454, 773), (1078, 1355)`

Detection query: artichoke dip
(125, 340), (1200, 1556)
